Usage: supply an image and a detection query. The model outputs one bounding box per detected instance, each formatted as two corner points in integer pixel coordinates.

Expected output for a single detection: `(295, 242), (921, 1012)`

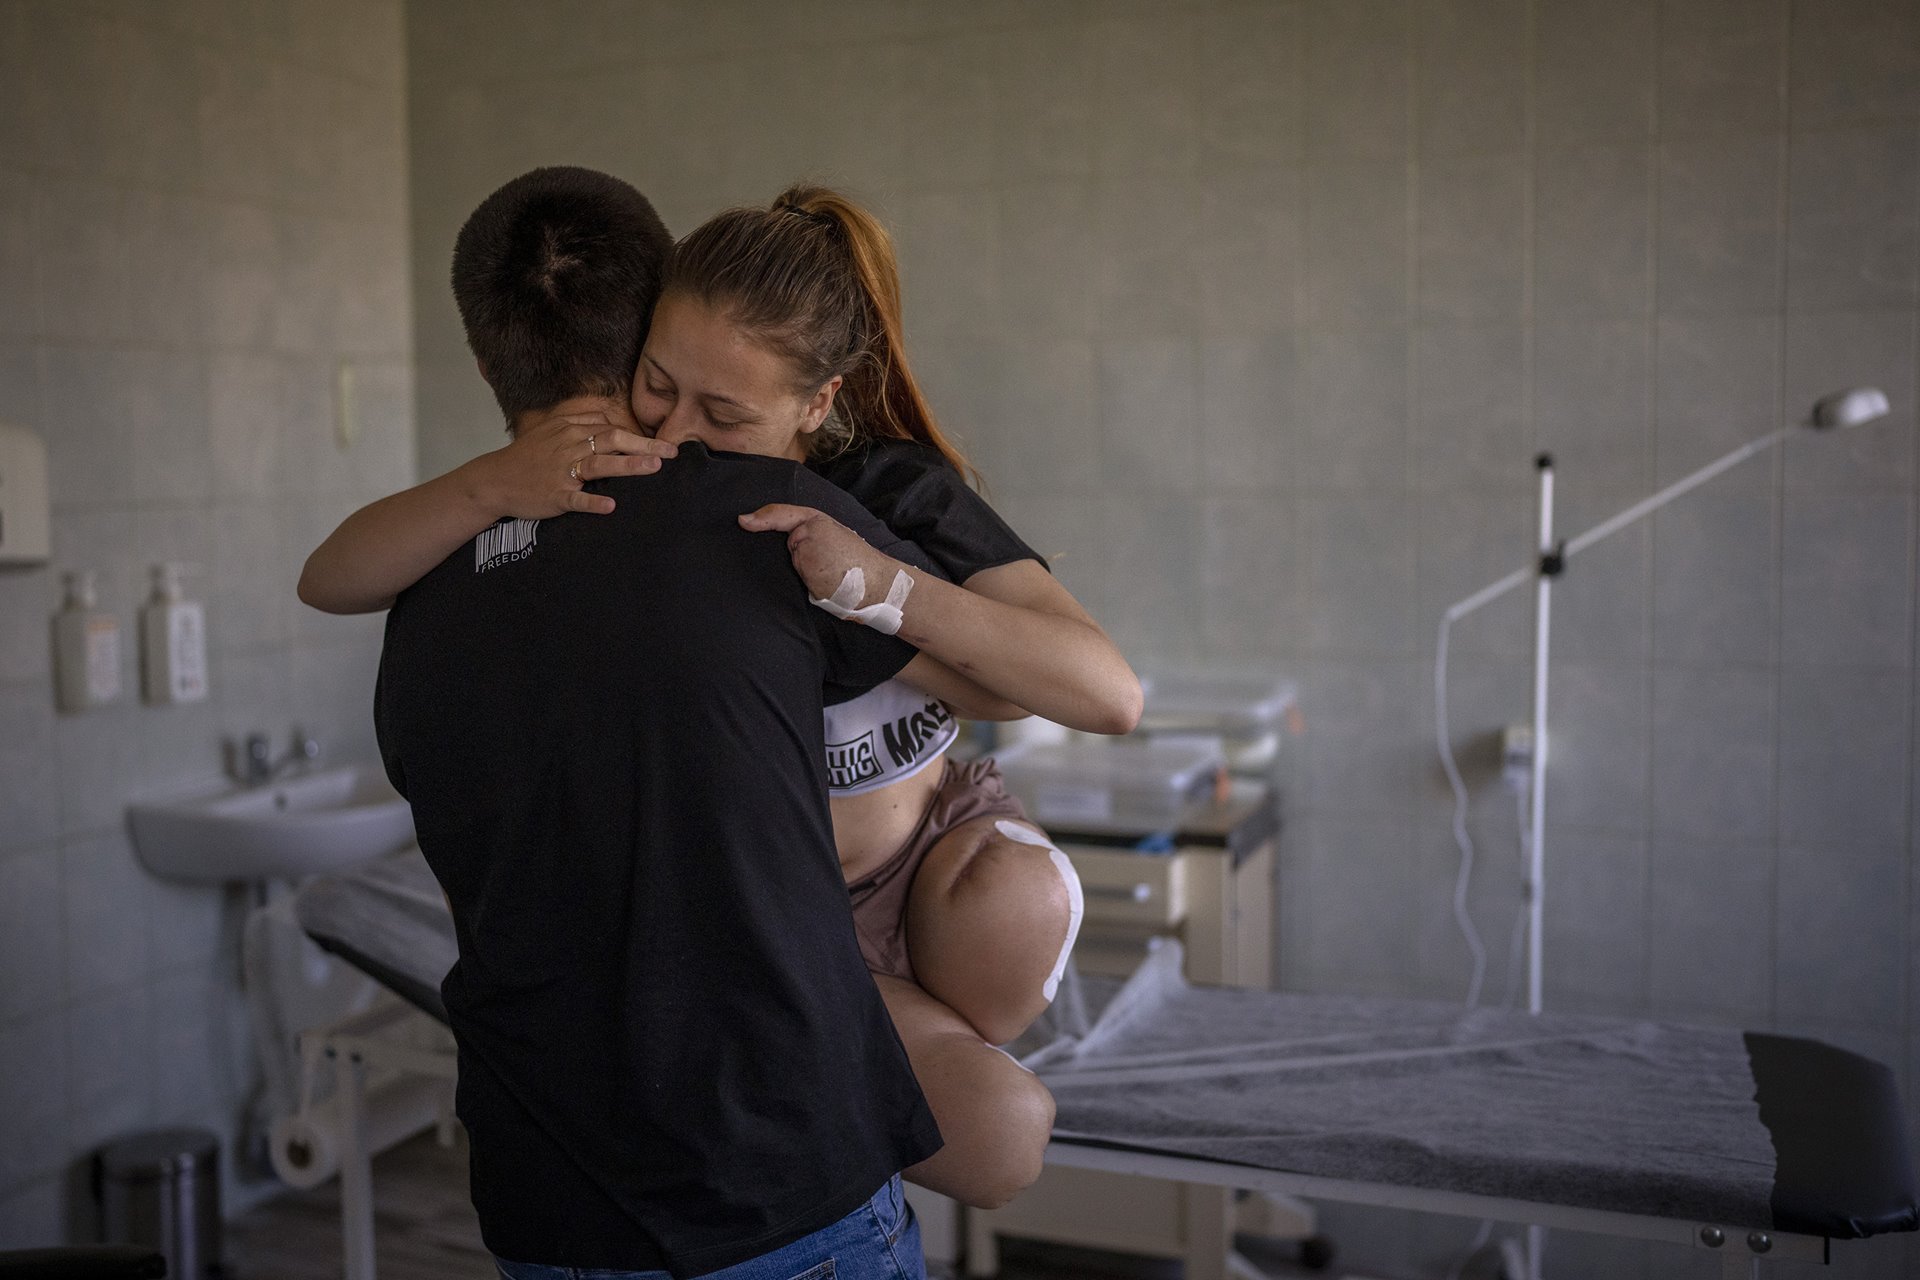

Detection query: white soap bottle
(141, 561), (208, 705)
(54, 570), (122, 712)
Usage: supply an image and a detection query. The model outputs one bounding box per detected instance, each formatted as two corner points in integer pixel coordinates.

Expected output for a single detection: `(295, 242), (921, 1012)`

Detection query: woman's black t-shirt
(375, 444), (943, 1278)
(812, 438), (1045, 583)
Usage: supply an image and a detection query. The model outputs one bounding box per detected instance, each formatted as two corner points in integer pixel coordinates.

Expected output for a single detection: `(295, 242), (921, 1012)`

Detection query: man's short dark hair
(452, 166), (672, 423)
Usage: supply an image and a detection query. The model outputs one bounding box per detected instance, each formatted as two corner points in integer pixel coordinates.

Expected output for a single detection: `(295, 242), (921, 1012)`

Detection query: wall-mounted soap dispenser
(54, 570), (122, 711)
(141, 561), (208, 705)
(0, 423), (51, 565)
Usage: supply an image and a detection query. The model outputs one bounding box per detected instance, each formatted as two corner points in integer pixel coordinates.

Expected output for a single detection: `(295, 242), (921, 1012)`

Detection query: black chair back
(0, 1246), (167, 1278)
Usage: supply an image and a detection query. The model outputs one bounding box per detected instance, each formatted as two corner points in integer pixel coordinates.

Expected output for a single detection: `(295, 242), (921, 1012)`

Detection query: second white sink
(128, 764), (417, 884)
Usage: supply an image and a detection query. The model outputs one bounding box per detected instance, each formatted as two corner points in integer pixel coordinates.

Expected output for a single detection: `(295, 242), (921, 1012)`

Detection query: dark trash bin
(95, 1130), (221, 1280)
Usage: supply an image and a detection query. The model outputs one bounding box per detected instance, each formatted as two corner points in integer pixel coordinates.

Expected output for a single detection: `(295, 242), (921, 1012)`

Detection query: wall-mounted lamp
(1436, 387), (1893, 1018)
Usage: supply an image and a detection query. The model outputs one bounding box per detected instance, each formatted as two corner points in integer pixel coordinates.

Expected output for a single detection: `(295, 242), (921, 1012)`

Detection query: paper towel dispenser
(0, 423), (50, 566)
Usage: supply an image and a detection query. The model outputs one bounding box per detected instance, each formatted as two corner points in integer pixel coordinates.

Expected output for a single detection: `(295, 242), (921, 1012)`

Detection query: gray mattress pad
(1009, 944), (1778, 1229)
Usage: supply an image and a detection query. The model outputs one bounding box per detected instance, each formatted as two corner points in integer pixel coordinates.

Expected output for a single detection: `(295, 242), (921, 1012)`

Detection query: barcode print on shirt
(475, 518), (540, 572)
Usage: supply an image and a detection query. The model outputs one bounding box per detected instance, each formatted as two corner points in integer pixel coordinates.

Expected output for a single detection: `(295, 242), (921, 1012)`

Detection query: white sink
(128, 764), (416, 884)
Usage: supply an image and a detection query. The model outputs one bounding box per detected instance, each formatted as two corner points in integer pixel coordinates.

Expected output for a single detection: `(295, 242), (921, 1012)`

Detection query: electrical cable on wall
(1436, 612), (1538, 1014)
(1433, 613), (1489, 1009)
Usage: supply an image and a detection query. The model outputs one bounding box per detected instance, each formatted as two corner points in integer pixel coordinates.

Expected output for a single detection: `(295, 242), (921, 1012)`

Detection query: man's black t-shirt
(374, 443), (944, 1278)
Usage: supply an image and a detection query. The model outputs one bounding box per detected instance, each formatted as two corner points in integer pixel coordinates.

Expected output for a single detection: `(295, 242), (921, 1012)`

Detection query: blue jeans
(493, 1174), (924, 1280)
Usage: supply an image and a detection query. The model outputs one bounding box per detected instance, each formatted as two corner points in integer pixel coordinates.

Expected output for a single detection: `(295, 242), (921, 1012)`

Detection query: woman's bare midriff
(831, 755), (949, 883)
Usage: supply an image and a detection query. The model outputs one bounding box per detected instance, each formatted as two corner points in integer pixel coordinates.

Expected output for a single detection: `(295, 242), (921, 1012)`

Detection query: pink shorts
(845, 756), (1030, 984)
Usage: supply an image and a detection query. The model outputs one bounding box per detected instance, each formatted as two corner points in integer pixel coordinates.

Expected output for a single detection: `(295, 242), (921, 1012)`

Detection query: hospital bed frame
(1002, 1140), (1827, 1280)
(292, 997), (458, 1280)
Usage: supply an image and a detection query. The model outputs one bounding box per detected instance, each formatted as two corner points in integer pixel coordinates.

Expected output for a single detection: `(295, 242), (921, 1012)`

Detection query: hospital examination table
(292, 849), (1917, 1280)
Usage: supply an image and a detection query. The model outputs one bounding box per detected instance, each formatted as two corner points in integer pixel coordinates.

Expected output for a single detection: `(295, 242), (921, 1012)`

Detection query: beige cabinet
(964, 784), (1306, 1280)
(1062, 814), (1274, 988)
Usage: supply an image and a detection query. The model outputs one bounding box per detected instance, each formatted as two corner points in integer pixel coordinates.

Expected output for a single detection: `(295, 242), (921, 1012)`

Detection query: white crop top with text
(822, 678), (958, 796)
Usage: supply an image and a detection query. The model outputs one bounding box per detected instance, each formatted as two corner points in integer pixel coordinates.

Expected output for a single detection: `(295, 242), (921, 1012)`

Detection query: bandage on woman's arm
(742, 502), (1143, 734)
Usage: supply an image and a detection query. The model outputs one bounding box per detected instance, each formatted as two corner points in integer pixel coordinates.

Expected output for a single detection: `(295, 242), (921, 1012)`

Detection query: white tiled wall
(0, 0), (412, 1245)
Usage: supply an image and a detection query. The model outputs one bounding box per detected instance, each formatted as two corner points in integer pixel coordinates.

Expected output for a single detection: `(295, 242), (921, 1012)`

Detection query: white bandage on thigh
(985, 1040), (1036, 1075)
(995, 819), (1085, 1003)
(810, 566), (914, 635)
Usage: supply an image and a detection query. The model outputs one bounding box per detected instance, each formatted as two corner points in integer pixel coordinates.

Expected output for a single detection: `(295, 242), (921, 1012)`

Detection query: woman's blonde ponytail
(665, 185), (979, 484)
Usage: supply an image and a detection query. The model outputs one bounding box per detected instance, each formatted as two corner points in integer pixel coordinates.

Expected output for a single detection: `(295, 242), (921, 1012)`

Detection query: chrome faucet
(233, 727), (320, 786)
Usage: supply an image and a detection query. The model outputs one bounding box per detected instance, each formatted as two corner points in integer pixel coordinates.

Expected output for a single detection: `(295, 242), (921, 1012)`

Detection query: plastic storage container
(96, 1129), (222, 1280)
(1131, 671), (1299, 775)
(994, 739), (1224, 832)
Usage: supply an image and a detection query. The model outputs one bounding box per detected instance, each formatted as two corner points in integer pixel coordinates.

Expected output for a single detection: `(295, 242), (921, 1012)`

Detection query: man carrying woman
(304, 165), (1141, 1278)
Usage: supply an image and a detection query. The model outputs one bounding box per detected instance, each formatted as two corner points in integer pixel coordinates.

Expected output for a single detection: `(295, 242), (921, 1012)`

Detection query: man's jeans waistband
(493, 1174), (923, 1280)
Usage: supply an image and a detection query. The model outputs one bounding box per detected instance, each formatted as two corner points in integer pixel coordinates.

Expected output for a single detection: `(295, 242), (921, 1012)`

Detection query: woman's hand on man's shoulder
(468, 399), (678, 519)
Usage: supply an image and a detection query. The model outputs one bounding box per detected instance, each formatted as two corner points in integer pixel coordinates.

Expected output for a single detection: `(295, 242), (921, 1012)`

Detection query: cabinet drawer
(1061, 846), (1186, 928)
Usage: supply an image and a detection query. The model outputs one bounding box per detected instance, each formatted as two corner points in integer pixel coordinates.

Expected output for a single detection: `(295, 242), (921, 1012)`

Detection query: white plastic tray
(994, 739), (1224, 830)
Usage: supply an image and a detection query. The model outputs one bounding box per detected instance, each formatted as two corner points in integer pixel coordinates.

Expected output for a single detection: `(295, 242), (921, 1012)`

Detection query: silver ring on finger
(587, 433), (597, 455)
(569, 460), (582, 482)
